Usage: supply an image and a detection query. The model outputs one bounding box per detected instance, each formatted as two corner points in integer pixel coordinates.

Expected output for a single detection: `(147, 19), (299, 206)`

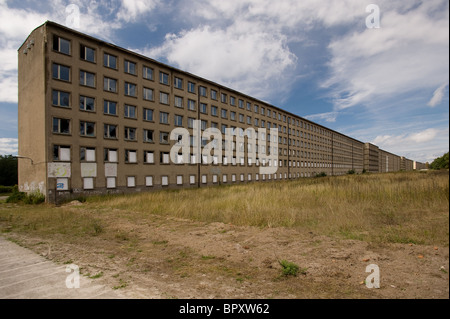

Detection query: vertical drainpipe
(331, 133), (334, 176)
(197, 84), (201, 189)
(287, 117), (290, 179)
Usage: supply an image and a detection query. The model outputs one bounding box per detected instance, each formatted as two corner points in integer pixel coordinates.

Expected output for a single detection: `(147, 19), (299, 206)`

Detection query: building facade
(18, 22), (424, 203)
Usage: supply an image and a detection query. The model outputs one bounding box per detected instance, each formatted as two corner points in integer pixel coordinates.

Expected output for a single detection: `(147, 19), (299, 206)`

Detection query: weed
(279, 260), (306, 277)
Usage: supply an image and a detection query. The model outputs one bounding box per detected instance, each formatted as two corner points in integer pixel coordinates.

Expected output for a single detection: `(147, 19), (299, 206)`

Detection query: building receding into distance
(18, 21), (427, 203)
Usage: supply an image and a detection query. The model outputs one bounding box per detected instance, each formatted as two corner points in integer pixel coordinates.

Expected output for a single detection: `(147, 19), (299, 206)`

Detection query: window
(239, 114), (244, 123)
(254, 105), (259, 113)
(125, 82), (136, 97)
(177, 176), (183, 185)
(201, 120), (207, 131)
(162, 176), (169, 186)
(104, 124), (117, 139)
(125, 150), (137, 163)
(127, 176), (136, 188)
(80, 147), (96, 162)
(146, 176), (154, 186)
(104, 77), (117, 93)
(53, 35), (70, 55)
(230, 111), (236, 121)
(247, 102), (251, 111)
(80, 121), (95, 137)
(221, 109), (228, 119)
(144, 130), (154, 143)
(143, 108), (154, 121)
(124, 60), (136, 75)
(104, 53), (117, 69)
(221, 93), (227, 103)
(56, 178), (69, 191)
(80, 70), (95, 87)
(80, 96), (95, 112)
(174, 96), (183, 108)
(53, 145), (71, 161)
(52, 63), (70, 82)
(211, 89), (217, 100)
(124, 127), (137, 141)
(160, 152), (170, 164)
(144, 151), (154, 164)
(188, 118), (196, 129)
(80, 44), (95, 62)
(174, 77), (183, 89)
(200, 103), (208, 114)
(160, 112), (169, 124)
(104, 148), (118, 162)
(124, 104), (136, 119)
(160, 72), (169, 85)
(160, 132), (169, 144)
(230, 96), (236, 106)
(188, 82), (196, 93)
(247, 116), (252, 125)
(238, 99), (244, 109)
(104, 100), (117, 115)
(143, 87), (154, 101)
(221, 124), (227, 135)
(52, 90), (70, 108)
(143, 66), (154, 80)
(199, 86), (207, 97)
(202, 175), (207, 184)
(190, 175), (196, 185)
(188, 99), (196, 111)
(52, 118), (70, 134)
(83, 178), (94, 190)
(211, 106), (218, 117)
(106, 177), (116, 189)
(174, 115), (183, 127)
(160, 92), (169, 105)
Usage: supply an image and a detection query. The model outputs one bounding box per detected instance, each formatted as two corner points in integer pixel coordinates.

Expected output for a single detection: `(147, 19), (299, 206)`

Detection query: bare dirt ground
(4, 207), (449, 299)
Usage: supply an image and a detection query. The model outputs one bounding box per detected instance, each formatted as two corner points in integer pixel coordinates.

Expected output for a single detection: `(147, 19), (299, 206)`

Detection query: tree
(0, 155), (18, 186)
(429, 152), (449, 170)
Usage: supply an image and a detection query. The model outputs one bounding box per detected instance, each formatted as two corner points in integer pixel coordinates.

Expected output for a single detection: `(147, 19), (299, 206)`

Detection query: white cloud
(372, 128), (448, 162)
(148, 25), (298, 101)
(117, 0), (159, 23)
(428, 82), (449, 107)
(0, 138), (18, 155)
(304, 112), (338, 123)
(322, 1), (449, 110)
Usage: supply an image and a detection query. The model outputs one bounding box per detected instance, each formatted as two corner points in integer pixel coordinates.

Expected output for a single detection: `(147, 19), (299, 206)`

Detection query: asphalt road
(0, 236), (124, 299)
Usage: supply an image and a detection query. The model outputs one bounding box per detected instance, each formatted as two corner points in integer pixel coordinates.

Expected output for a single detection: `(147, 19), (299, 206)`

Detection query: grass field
(0, 170), (448, 299)
(1, 170), (448, 246)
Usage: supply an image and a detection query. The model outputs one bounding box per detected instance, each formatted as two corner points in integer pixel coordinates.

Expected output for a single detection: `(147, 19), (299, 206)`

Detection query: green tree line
(430, 152), (449, 170)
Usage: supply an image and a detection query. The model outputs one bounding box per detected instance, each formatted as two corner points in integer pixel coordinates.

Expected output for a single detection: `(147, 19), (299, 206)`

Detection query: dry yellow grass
(86, 170), (449, 245)
(1, 171), (448, 246)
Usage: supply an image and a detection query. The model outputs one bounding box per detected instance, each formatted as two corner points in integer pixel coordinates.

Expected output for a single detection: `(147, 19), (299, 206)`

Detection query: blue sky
(0, 0), (448, 162)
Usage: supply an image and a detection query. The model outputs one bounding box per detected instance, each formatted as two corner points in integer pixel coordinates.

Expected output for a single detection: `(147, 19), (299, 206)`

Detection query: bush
(430, 152), (449, 170)
(0, 185), (14, 193)
(6, 191), (26, 203)
(24, 191), (46, 205)
(315, 172), (327, 178)
(279, 260), (302, 277)
(347, 169), (356, 175)
(6, 188), (45, 205)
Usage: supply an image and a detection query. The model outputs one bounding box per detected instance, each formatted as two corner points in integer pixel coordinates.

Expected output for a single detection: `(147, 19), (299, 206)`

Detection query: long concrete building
(17, 21), (425, 203)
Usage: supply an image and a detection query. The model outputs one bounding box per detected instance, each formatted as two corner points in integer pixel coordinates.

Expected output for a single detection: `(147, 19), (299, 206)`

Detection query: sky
(0, 0), (448, 163)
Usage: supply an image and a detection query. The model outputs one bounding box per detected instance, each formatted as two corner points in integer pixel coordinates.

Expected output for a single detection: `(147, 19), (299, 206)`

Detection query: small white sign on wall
(105, 163), (117, 177)
(48, 163), (71, 178)
(81, 163), (97, 177)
